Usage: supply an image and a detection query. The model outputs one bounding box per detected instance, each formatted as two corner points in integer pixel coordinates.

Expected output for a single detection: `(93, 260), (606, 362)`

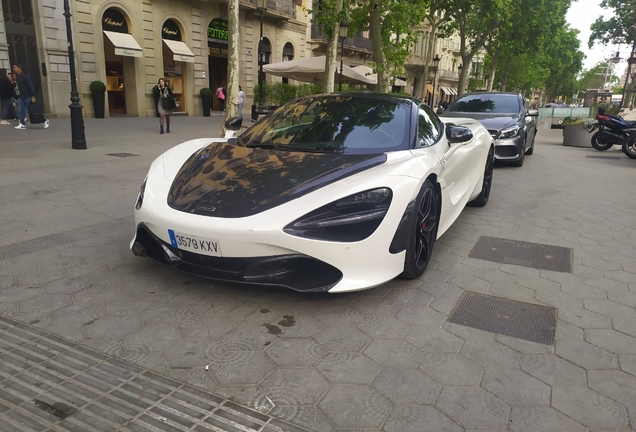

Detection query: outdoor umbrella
(351, 65), (407, 86)
(263, 56), (376, 85)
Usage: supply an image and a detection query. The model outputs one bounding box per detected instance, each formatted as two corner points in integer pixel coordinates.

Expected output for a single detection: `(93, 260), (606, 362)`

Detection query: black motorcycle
(622, 130), (636, 159)
(589, 107), (636, 151)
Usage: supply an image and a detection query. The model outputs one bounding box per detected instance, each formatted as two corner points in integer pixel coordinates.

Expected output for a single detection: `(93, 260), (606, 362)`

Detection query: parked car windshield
(239, 95), (412, 154)
(447, 94), (521, 113)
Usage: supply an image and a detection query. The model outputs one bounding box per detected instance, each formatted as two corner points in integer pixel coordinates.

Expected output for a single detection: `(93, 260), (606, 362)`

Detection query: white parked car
(131, 92), (494, 293)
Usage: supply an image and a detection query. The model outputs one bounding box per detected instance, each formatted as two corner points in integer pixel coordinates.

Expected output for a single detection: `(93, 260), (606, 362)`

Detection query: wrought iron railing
(242, 0), (296, 19)
(310, 24), (373, 52)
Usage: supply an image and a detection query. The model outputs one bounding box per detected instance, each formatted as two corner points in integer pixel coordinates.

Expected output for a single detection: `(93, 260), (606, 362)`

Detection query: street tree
(306, 0), (347, 93)
(224, 0), (239, 132)
(416, 1), (453, 100)
(443, 0), (510, 95)
(588, 0), (636, 106)
(349, 0), (428, 92)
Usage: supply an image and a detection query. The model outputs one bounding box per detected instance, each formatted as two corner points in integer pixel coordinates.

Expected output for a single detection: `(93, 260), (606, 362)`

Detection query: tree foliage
(588, 0), (636, 47)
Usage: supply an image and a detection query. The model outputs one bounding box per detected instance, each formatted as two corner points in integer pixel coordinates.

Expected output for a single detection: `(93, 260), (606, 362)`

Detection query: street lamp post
(338, 21), (349, 92)
(432, 54), (440, 107)
(63, 0), (86, 149)
(458, 63), (463, 93)
(256, 0), (267, 111)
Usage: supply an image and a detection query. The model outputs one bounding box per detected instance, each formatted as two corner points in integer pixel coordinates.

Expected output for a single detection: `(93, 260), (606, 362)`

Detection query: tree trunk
(500, 57), (511, 92)
(321, 0), (343, 93)
(369, 5), (387, 92)
(486, 51), (500, 91)
(224, 0), (240, 134)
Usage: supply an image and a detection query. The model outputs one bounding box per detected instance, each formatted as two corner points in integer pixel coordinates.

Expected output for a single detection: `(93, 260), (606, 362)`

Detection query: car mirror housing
(446, 124), (473, 144)
(225, 117), (243, 131)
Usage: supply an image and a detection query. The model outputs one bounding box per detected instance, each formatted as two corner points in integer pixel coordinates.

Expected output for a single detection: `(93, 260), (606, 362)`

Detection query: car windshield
(239, 95), (412, 154)
(448, 94), (520, 113)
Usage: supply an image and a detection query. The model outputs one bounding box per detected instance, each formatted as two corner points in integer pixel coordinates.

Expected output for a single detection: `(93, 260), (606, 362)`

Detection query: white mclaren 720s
(131, 92), (495, 293)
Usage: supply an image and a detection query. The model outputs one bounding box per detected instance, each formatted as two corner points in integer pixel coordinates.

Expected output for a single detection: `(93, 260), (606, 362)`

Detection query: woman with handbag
(157, 78), (175, 134)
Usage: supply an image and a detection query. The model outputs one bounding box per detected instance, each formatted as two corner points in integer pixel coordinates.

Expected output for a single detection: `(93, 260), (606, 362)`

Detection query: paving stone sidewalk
(1, 116), (635, 431)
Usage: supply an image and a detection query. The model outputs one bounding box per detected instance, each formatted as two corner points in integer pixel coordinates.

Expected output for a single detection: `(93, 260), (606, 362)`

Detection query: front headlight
(499, 125), (520, 139)
(135, 177), (148, 210)
(284, 188), (392, 242)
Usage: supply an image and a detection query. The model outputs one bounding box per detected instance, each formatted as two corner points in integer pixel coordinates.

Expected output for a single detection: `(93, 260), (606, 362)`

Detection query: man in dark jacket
(12, 64), (48, 129)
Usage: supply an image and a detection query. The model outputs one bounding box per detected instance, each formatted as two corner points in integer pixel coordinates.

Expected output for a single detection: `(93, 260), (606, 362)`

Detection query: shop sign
(162, 19), (182, 41)
(208, 46), (228, 58)
(102, 8), (128, 33)
(207, 19), (228, 43)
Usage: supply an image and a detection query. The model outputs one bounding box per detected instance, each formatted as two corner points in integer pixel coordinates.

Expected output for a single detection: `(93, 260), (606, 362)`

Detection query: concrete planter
(563, 124), (592, 147)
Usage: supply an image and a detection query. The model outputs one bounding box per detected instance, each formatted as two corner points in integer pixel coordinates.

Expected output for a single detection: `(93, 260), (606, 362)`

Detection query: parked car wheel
(400, 180), (439, 279)
(468, 146), (495, 207)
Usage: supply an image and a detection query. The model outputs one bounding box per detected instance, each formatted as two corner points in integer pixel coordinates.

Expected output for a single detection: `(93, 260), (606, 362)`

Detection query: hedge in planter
(562, 116), (594, 147)
(89, 81), (106, 119)
(200, 88), (213, 117)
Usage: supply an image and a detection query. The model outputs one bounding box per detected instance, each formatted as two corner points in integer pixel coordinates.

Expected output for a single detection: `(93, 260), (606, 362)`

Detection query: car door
(411, 103), (479, 235)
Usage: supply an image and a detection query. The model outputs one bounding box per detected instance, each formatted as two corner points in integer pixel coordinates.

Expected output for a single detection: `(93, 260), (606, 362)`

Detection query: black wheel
(468, 145), (495, 207)
(623, 135), (636, 159)
(591, 131), (613, 151)
(400, 180), (439, 279)
(509, 143), (525, 167)
(525, 132), (535, 155)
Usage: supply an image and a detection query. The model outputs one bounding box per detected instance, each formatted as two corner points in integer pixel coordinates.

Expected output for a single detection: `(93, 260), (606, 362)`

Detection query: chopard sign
(163, 27), (178, 36)
(104, 17), (124, 27)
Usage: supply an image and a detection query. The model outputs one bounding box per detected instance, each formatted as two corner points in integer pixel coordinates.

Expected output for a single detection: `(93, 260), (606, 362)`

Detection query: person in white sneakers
(12, 64), (48, 129)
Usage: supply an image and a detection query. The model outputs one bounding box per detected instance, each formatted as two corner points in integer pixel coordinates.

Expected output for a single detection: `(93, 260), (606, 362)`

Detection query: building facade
(0, 0), (308, 117)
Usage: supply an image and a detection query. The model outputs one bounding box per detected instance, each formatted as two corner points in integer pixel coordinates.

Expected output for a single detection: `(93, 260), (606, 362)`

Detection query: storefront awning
(425, 83), (439, 96)
(163, 39), (195, 63)
(393, 77), (407, 86)
(103, 31), (143, 58)
(440, 86), (453, 95)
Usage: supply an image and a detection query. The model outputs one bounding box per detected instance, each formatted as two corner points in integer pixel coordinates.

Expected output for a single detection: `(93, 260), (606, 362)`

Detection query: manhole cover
(469, 236), (572, 273)
(106, 153), (140, 157)
(447, 292), (557, 345)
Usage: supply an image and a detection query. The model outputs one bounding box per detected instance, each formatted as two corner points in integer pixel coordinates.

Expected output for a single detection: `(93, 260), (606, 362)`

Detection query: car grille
(487, 129), (499, 138)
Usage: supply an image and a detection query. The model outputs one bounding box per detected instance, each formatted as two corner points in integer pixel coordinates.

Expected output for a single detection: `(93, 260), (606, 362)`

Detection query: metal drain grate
(468, 236), (572, 273)
(106, 153), (140, 158)
(447, 292), (557, 345)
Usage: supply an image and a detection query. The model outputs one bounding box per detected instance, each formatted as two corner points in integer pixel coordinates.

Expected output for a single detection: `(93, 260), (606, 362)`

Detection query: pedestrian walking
(12, 64), (48, 129)
(237, 86), (246, 119)
(0, 68), (16, 125)
(216, 85), (226, 112)
(156, 78), (175, 134)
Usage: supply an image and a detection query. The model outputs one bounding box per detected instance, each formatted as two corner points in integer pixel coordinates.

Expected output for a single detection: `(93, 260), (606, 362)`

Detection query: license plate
(168, 229), (222, 256)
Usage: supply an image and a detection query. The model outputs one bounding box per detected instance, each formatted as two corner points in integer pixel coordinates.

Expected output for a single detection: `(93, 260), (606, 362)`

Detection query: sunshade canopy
(351, 65), (407, 86)
(263, 56), (376, 85)
(163, 39), (195, 63)
(103, 30), (142, 58)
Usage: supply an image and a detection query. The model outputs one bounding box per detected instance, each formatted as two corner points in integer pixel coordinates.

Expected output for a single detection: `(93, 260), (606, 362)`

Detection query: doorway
(208, 54), (227, 111)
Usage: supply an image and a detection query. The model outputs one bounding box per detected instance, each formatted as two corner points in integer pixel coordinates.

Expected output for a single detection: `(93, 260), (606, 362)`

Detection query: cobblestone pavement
(1, 116), (635, 431)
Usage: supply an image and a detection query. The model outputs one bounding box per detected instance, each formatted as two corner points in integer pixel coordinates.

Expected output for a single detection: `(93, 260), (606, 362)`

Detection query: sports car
(131, 92), (494, 293)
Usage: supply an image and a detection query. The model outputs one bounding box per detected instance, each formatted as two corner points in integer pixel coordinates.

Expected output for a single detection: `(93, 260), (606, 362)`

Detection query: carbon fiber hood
(167, 143), (387, 218)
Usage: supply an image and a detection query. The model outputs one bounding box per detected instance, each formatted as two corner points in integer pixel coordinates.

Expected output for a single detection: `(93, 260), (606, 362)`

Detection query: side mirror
(528, 109), (539, 116)
(225, 117), (243, 131)
(446, 124), (473, 144)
